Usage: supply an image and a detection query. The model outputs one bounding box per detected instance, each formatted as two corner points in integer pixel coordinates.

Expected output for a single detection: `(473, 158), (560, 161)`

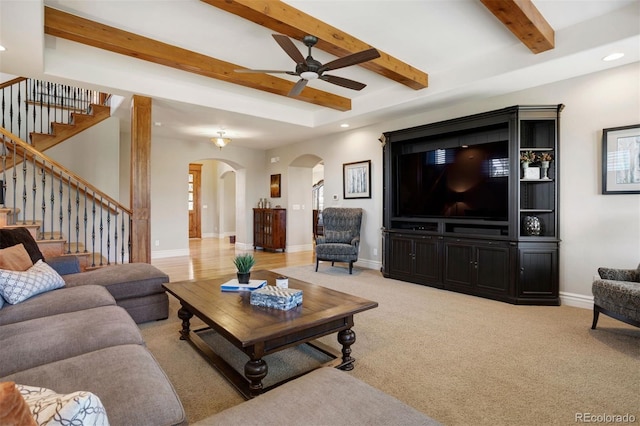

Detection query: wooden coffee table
(163, 270), (378, 399)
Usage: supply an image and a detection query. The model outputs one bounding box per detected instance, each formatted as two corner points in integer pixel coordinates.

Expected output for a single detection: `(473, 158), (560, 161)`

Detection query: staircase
(1, 77), (132, 268)
(29, 103), (111, 151)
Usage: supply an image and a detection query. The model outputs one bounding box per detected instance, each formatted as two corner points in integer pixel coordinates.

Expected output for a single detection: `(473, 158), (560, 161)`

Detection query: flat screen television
(394, 141), (509, 221)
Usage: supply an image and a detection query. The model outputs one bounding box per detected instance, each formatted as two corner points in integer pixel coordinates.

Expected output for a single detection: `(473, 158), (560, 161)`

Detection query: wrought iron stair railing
(1, 77), (106, 145)
(0, 77), (131, 266)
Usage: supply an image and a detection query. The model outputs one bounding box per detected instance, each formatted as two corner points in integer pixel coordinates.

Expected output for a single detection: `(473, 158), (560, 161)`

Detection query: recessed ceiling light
(340, 123), (349, 128)
(602, 52), (624, 62)
(0, 45), (6, 52)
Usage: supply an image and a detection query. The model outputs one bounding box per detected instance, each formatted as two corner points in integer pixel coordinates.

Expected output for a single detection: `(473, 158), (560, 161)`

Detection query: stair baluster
(106, 201), (111, 265)
(99, 195), (104, 266)
(67, 175), (72, 254)
(20, 150), (27, 224)
(91, 192), (96, 267)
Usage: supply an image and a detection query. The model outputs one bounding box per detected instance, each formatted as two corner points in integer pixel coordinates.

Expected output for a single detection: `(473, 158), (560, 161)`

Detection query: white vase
(541, 161), (550, 179)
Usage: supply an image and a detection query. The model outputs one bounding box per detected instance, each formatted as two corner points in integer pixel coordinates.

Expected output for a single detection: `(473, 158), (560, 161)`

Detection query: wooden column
(130, 95), (152, 263)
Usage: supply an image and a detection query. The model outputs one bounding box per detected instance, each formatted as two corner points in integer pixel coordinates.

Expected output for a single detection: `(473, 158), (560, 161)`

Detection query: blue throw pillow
(46, 256), (81, 276)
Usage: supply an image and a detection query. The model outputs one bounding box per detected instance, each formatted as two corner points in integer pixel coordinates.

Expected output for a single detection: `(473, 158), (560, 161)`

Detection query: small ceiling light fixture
(0, 45), (6, 52)
(340, 123), (350, 128)
(602, 52), (624, 62)
(211, 131), (231, 149)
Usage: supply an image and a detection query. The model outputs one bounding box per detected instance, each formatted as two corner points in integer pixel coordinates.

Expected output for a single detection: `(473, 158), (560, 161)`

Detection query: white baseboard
(560, 292), (593, 310)
(356, 258), (382, 271)
(286, 244), (313, 253)
(151, 248), (189, 259)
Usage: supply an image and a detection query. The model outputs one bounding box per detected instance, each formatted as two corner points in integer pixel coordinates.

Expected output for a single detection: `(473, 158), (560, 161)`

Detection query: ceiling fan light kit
(236, 34), (380, 97)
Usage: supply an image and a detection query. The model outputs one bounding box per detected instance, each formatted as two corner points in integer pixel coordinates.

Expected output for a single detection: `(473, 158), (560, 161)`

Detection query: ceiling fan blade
(234, 69), (297, 75)
(320, 74), (367, 91)
(288, 79), (308, 97)
(320, 48), (381, 72)
(272, 34), (306, 65)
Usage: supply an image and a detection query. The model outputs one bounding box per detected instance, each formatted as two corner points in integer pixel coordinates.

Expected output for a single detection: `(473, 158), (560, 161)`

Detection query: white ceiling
(1, 0), (638, 150)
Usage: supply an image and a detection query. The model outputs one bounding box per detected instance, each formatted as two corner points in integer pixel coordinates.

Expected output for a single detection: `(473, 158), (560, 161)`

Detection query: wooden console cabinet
(253, 208), (286, 252)
(381, 105), (562, 305)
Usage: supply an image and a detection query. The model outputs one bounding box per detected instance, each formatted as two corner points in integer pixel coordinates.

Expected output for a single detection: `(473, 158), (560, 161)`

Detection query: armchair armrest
(598, 266), (640, 283)
(316, 236), (327, 245)
(351, 236), (360, 247)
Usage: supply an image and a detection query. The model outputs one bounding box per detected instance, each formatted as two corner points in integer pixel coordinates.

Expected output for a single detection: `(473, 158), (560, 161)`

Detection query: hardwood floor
(151, 238), (315, 282)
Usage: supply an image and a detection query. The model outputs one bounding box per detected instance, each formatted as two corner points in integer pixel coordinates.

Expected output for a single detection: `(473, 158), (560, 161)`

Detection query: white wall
(267, 62), (640, 304)
(47, 117), (121, 201)
(220, 168), (236, 237)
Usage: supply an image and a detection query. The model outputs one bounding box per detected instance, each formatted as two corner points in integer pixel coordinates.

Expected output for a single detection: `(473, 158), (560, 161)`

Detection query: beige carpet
(140, 265), (640, 425)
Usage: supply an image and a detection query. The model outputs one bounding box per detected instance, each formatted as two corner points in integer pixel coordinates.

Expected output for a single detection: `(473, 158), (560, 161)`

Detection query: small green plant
(520, 151), (537, 164)
(233, 253), (255, 273)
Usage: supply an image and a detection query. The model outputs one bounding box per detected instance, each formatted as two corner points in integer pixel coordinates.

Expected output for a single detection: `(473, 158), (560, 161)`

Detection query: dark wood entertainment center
(382, 105), (563, 305)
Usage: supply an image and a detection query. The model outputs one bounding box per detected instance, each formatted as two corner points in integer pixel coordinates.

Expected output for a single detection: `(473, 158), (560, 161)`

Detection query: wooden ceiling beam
(480, 0), (554, 54)
(201, 0), (428, 90)
(43, 7), (351, 111)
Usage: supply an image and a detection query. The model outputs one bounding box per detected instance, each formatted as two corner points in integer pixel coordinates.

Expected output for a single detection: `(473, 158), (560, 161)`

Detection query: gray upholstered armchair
(315, 207), (363, 274)
(591, 264), (640, 329)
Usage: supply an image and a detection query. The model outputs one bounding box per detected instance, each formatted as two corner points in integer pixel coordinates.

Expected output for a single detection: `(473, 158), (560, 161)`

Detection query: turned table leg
(337, 328), (356, 370)
(245, 358), (268, 398)
(177, 306), (193, 340)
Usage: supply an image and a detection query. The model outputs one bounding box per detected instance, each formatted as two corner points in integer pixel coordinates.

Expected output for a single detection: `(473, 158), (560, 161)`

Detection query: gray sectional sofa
(0, 284), (186, 425)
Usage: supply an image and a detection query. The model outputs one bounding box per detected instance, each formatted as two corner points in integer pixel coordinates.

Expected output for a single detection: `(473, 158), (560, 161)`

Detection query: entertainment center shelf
(382, 105), (563, 305)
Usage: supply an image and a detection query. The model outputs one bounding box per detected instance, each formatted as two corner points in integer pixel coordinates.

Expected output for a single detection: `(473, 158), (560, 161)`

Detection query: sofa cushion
(0, 382), (36, 426)
(0, 260), (65, 304)
(17, 384), (108, 426)
(62, 263), (169, 300)
(0, 227), (44, 264)
(5, 345), (186, 426)
(0, 244), (33, 271)
(198, 367), (440, 426)
(0, 285), (116, 327)
(0, 305), (143, 376)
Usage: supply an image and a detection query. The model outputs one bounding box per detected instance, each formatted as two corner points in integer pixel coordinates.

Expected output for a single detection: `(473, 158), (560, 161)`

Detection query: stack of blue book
(220, 279), (267, 292)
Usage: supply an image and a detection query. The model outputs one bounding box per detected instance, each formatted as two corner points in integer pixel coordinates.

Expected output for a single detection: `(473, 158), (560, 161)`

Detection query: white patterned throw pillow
(0, 260), (65, 304)
(17, 384), (109, 426)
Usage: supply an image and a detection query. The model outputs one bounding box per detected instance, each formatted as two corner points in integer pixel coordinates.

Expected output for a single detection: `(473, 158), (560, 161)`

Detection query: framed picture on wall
(343, 160), (371, 199)
(602, 124), (640, 194)
(270, 174), (281, 198)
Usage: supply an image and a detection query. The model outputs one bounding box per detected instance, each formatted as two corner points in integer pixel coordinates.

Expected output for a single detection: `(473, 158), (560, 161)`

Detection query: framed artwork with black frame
(343, 160), (371, 199)
(270, 174), (281, 198)
(602, 124), (640, 194)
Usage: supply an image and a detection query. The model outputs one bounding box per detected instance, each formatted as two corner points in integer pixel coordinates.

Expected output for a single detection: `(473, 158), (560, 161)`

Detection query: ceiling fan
(235, 34), (381, 97)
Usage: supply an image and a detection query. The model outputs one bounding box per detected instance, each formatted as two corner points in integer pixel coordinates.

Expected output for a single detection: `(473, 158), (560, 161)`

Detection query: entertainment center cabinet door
(443, 239), (510, 296)
(387, 233), (442, 287)
(516, 243), (559, 305)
